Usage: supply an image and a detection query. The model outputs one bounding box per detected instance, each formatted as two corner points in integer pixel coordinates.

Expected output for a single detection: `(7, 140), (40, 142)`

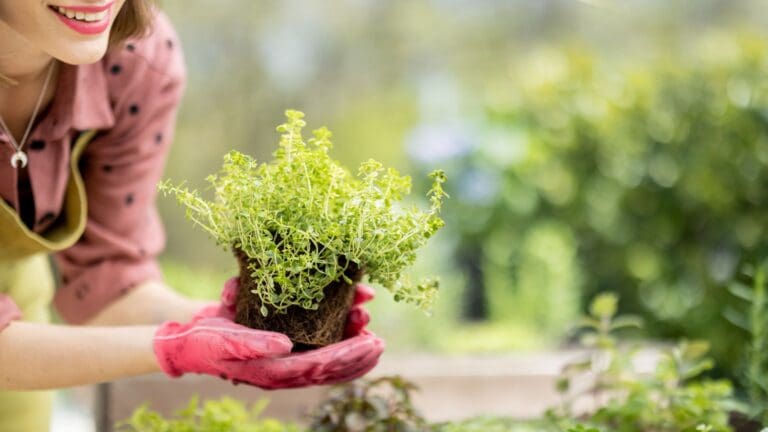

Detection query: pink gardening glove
(235, 282), (383, 389)
(197, 278), (384, 389)
(227, 329), (384, 389)
(153, 317), (293, 379)
(343, 283), (375, 337)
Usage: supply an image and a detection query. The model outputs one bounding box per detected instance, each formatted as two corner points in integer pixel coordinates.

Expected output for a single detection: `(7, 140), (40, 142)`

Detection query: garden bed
(100, 350), (659, 431)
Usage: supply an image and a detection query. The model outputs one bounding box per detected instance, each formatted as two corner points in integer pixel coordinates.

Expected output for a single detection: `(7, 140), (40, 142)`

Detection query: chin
(52, 39), (110, 65)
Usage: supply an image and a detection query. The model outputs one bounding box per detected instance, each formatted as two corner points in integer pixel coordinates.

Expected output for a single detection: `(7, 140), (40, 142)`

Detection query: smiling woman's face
(0, 0), (127, 64)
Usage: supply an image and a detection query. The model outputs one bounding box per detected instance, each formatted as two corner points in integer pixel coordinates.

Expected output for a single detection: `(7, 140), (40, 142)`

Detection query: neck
(0, 20), (53, 86)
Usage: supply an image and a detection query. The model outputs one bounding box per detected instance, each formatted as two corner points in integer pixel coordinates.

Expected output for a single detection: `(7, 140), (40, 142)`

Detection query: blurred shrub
(410, 32), (768, 373)
(406, 125), (582, 339)
(308, 376), (431, 432)
(118, 397), (298, 432)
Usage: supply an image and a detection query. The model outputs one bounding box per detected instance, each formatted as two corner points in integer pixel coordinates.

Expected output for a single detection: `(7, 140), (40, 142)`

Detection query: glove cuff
(153, 321), (185, 378)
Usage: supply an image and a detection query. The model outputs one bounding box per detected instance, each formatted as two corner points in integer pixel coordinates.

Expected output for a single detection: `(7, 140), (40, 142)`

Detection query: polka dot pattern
(47, 11), (184, 324)
(75, 284), (90, 301)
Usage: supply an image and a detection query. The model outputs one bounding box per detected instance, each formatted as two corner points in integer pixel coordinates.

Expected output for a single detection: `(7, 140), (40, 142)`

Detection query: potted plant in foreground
(160, 110), (447, 348)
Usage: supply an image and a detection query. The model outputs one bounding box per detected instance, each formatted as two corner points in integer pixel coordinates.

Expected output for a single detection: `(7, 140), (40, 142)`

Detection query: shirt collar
(41, 60), (115, 141)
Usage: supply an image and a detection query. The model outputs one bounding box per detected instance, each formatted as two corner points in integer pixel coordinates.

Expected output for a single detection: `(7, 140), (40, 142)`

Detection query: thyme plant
(160, 110), (447, 315)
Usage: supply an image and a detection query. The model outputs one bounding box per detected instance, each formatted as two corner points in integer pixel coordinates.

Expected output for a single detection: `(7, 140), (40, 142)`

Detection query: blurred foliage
(117, 377), (564, 432)
(516, 33), (767, 369)
(308, 376), (431, 432)
(549, 294), (742, 432)
(121, 366), (749, 431)
(411, 31), (768, 371)
(118, 397), (299, 432)
(726, 260), (768, 425)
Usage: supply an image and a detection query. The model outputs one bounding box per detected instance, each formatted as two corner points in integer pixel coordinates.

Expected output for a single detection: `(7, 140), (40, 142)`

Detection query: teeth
(54, 5), (107, 22)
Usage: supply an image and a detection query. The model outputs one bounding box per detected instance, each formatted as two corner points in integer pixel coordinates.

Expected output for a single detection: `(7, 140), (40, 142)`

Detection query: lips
(48, 2), (114, 35)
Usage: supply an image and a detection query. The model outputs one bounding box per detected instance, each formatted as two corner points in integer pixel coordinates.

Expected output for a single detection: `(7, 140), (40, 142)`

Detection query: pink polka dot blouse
(0, 11), (186, 326)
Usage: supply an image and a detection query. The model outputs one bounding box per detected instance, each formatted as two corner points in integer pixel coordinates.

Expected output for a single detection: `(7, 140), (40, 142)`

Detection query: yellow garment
(0, 131), (95, 432)
(0, 254), (55, 432)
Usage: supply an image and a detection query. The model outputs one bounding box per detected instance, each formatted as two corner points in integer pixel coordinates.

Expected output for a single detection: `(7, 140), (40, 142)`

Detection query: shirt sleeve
(54, 12), (186, 324)
(0, 294), (22, 332)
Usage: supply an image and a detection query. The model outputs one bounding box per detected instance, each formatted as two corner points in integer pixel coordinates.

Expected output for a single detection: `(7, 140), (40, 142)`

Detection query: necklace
(0, 60), (56, 169)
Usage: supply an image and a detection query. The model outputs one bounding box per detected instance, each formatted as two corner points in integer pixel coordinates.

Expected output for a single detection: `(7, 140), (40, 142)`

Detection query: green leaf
(589, 293), (618, 320)
(728, 281), (754, 302)
(680, 340), (711, 361)
(576, 317), (601, 330)
(609, 316), (643, 331)
(681, 359), (714, 380)
(723, 306), (749, 331)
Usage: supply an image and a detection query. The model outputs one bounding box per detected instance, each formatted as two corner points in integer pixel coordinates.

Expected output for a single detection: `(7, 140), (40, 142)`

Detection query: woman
(0, 1), (384, 430)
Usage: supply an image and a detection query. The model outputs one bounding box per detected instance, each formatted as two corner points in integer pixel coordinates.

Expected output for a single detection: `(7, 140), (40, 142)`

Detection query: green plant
(408, 32), (768, 373)
(564, 426), (601, 432)
(435, 417), (566, 432)
(308, 376), (431, 432)
(500, 37), (768, 374)
(589, 341), (738, 432)
(726, 260), (768, 426)
(550, 293), (740, 432)
(160, 110), (447, 316)
(117, 396), (299, 432)
(553, 292), (642, 415)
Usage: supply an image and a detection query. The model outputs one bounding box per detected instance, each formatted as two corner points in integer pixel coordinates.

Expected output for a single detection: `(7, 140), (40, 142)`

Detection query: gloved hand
(344, 283), (375, 338)
(153, 317), (293, 379)
(183, 278), (385, 389)
(228, 328), (384, 389)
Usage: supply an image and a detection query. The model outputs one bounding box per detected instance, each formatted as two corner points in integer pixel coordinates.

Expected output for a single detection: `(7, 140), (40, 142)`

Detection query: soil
(233, 249), (362, 350)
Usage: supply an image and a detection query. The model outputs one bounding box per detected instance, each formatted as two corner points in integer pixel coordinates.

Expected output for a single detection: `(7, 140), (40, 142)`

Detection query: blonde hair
(109, 0), (155, 47)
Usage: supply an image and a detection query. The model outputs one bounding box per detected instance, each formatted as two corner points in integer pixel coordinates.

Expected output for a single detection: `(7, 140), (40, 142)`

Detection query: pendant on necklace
(10, 150), (28, 169)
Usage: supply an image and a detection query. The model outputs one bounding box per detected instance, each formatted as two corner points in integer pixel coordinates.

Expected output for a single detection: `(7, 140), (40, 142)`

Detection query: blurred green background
(157, 0), (768, 376)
